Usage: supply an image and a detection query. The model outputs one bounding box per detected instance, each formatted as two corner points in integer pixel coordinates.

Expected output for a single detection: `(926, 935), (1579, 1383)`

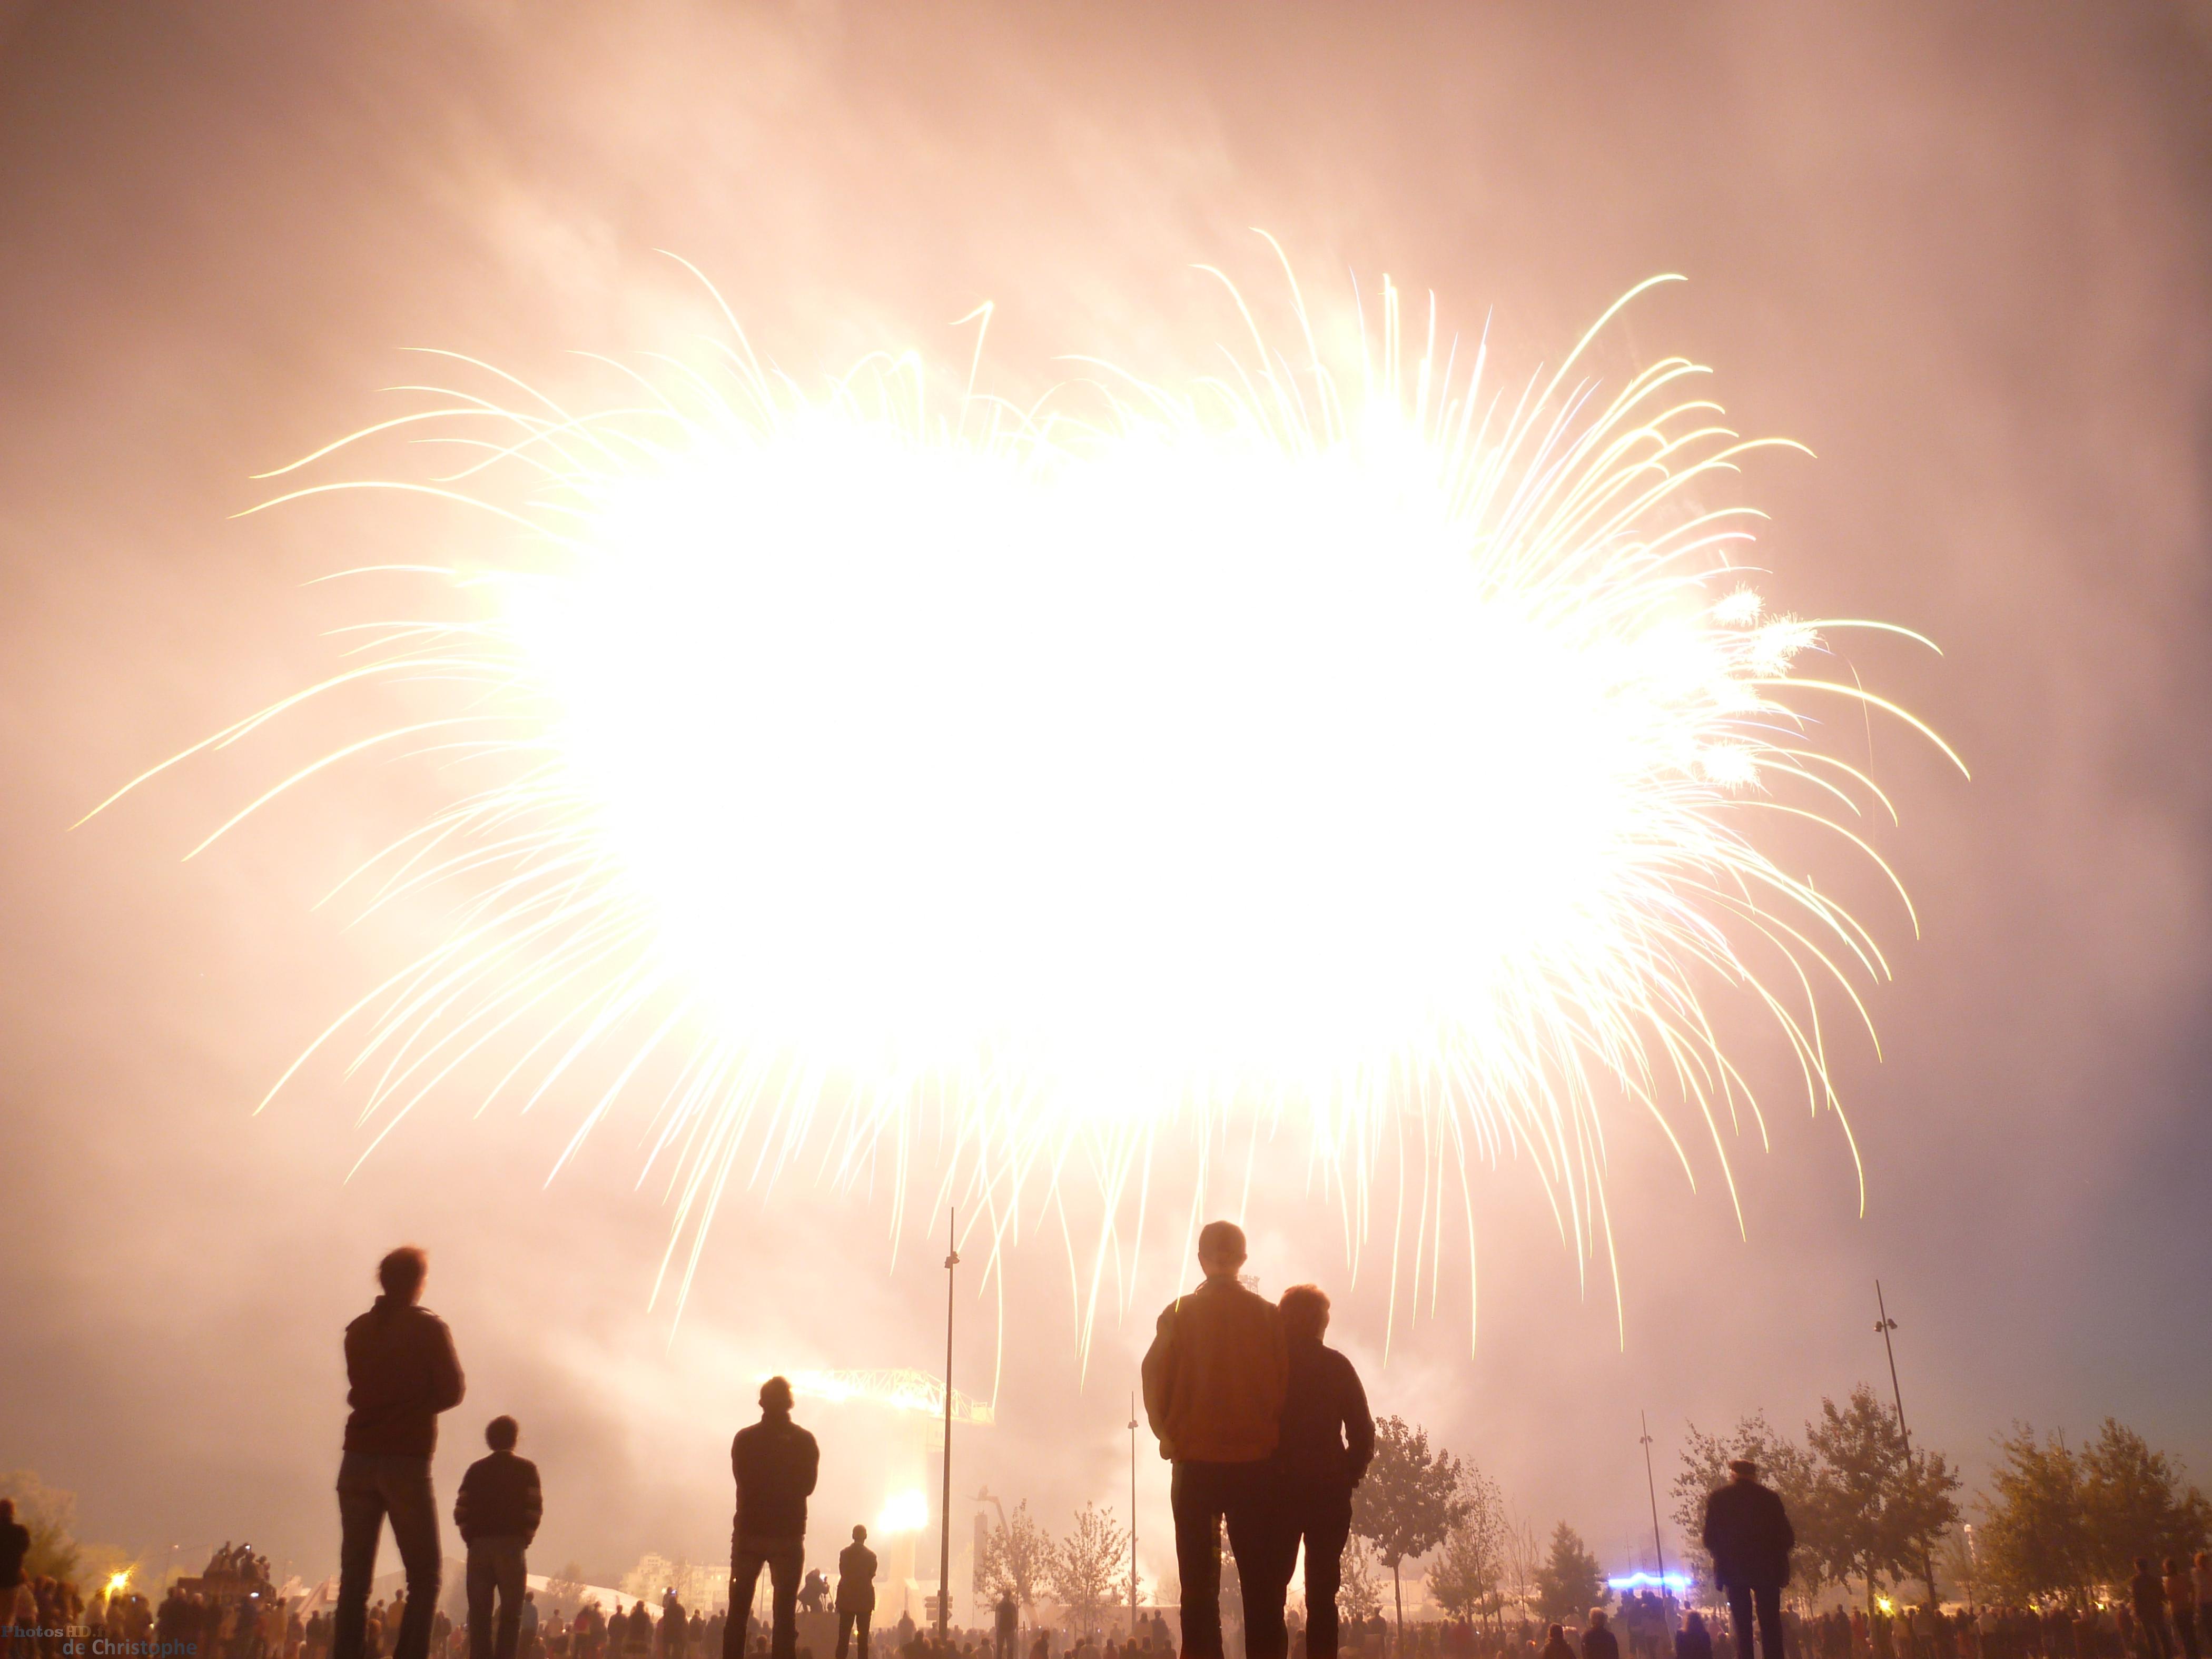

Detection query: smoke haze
(2, 0), (2208, 1598)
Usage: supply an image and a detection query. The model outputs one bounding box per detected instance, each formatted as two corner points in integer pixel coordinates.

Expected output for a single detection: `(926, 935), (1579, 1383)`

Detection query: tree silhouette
(2078, 1419), (2211, 1585)
(1048, 1503), (1130, 1640)
(1803, 1385), (1960, 1611)
(0, 1472), (80, 1584)
(979, 1502), (1054, 1625)
(1977, 1426), (2096, 1606)
(1351, 1417), (1468, 1645)
(1427, 1469), (1509, 1624)
(1532, 1523), (1606, 1625)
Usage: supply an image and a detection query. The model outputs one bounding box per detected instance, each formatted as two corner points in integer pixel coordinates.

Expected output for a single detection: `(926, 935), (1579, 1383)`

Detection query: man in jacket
(723, 1377), (819, 1659)
(455, 1416), (544, 1659)
(0, 1497), (31, 1643)
(835, 1526), (876, 1659)
(335, 1247), (467, 1659)
(1701, 1460), (1793, 1659)
(1265, 1285), (1372, 1659)
(1141, 1220), (1288, 1659)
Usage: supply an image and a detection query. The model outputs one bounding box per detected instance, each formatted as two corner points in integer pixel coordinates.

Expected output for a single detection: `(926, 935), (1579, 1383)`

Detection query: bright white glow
(876, 1490), (930, 1537)
(778, 1369), (994, 1425)
(115, 264), (1958, 1333)
(524, 403), (1635, 1094)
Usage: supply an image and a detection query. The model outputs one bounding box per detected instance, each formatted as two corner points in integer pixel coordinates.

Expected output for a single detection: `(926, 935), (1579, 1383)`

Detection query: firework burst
(92, 251), (1959, 1354)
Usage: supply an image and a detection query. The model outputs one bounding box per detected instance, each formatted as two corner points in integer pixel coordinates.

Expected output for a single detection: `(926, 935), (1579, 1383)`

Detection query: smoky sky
(3, 0), (2210, 1602)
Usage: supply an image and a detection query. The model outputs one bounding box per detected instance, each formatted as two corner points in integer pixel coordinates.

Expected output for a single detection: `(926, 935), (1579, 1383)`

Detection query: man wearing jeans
(1141, 1221), (1288, 1659)
(456, 1416), (543, 1659)
(723, 1377), (819, 1659)
(334, 1247), (467, 1659)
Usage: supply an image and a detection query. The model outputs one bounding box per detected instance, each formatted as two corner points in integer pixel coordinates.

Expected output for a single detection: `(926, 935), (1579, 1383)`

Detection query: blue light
(1605, 1572), (1692, 1592)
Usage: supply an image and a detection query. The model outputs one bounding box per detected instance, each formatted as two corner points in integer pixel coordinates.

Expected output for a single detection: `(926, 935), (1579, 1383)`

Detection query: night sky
(2, 0), (2208, 1602)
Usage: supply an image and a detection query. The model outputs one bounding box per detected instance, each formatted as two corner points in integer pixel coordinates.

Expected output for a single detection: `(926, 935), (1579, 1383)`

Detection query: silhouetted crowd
(8, 1235), (2209, 1659)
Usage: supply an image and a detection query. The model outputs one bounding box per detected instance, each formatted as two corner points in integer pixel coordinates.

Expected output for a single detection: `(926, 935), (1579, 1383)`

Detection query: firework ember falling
(94, 258), (1958, 1337)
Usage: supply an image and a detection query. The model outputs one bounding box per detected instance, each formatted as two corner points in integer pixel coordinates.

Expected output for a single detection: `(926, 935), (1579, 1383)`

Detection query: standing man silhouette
(334, 1247), (466, 1659)
(724, 1377), (819, 1659)
(1701, 1459), (1793, 1659)
(455, 1416), (543, 1659)
(835, 1526), (876, 1659)
(1141, 1220), (1289, 1659)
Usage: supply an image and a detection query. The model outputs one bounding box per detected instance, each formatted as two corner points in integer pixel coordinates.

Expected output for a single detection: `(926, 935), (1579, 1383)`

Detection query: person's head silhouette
(378, 1246), (428, 1303)
(759, 1375), (794, 1417)
(1279, 1283), (1329, 1340)
(1196, 1220), (1246, 1282)
(852, 1525), (867, 1543)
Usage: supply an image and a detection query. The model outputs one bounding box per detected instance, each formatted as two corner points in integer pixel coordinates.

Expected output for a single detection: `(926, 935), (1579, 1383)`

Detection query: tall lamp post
(1874, 1281), (1938, 1606)
(1638, 1412), (1669, 1592)
(1129, 1393), (1141, 1636)
(941, 1209), (960, 1640)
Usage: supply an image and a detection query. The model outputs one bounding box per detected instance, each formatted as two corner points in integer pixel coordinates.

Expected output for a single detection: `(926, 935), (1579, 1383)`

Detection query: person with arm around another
(1140, 1221), (1289, 1659)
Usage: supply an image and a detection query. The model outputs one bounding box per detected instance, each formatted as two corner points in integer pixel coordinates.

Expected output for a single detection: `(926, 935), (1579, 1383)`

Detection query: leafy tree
(1048, 1503), (1130, 1638)
(1340, 1536), (1384, 1623)
(2079, 1419), (2211, 1585)
(1977, 1426), (2095, 1606)
(1532, 1524), (1607, 1625)
(1350, 1417), (1469, 1643)
(0, 1473), (80, 1584)
(1427, 1470), (1509, 1624)
(1802, 1386), (1959, 1611)
(980, 1502), (1055, 1624)
(1502, 1514), (1545, 1618)
(1672, 1415), (1816, 1605)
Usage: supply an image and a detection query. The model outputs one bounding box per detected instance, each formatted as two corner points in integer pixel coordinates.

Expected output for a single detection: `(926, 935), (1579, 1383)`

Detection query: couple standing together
(1141, 1221), (1373, 1659)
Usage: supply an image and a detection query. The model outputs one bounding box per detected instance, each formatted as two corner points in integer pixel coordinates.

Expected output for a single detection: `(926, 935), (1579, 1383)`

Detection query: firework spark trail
(87, 251), (1961, 1358)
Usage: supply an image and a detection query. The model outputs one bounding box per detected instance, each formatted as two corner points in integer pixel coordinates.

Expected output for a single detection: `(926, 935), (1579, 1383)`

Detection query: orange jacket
(1140, 1275), (1287, 1464)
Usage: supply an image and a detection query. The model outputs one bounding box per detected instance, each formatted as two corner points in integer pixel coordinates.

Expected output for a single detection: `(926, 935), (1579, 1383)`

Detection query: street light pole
(1130, 1392), (1140, 1637)
(1638, 1412), (1668, 1589)
(1874, 1281), (1939, 1606)
(942, 1209), (960, 1641)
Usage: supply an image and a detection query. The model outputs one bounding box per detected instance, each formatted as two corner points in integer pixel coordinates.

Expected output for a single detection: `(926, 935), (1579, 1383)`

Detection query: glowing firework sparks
(777, 1370), (995, 1425)
(875, 1490), (931, 1537)
(91, 250), (1960, 1349)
